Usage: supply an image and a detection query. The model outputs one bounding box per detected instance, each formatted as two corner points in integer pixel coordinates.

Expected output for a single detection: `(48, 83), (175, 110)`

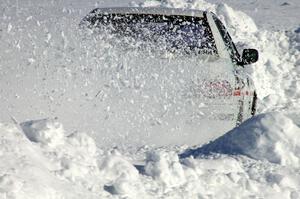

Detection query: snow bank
(0, 122), (100, 199)
(145, 150), (186, 188)
(20, 119), (65, 147)
(142, 146), (300, 198)
(1, 118), (300, 198)
(182, 112), (300, 166)
(0, 119), (144, 198)
(98, 150), (145, 197)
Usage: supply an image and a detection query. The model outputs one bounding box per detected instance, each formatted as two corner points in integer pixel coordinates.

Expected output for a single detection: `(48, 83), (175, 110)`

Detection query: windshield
(82, 11), (218, 55)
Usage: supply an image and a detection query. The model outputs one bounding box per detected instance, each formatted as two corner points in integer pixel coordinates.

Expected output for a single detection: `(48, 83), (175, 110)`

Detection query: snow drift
(181, 112), (300, 166)
(0, 121), (101, 199)
(1, 117), (300, 198)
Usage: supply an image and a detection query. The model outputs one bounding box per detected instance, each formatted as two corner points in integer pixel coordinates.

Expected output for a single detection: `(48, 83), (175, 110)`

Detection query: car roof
(89, 7), (206, 18)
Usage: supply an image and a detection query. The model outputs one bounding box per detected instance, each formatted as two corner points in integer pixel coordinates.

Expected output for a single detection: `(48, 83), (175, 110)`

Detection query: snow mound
(145, 150), (186, 188)
(23, 119), (104, 192)
(0, 119), (146, 198)
(2, 120), (300, 198)
(99, 150), (144, 197)
(0, 122), (100, 199)
(20, 119), (65, 147)
(182, 113), (300, 166)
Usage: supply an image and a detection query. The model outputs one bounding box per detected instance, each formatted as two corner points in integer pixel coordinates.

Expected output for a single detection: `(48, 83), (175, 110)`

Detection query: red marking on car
(204, 80), (233, 97)
(191, 80), (234, 98)
(233, 90), (253, 96)
(233, 90), (241, 96)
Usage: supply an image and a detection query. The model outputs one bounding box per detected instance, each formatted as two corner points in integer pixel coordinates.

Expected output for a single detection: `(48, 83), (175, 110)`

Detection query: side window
(212, 15), (240, 63)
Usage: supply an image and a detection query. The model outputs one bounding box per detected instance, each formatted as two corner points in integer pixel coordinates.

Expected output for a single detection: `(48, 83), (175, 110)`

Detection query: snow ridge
(2, 119), (300, 198)
(181, 113), (300, 166)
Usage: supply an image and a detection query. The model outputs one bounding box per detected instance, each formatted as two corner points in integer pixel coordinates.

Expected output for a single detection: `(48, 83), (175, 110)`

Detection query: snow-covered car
(80, 7), (258, 147)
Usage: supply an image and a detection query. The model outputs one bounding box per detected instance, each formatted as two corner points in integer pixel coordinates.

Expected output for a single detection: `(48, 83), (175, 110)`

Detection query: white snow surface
(0, 0), (300, 198)
(182, 113), (300, 167)
(2, 118), (300, 198)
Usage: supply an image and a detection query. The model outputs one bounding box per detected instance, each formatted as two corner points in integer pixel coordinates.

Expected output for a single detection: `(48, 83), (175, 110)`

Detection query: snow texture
(1, 119), (300, 198)
(181, 112), (300, 166)
(0, 0), (300, 198)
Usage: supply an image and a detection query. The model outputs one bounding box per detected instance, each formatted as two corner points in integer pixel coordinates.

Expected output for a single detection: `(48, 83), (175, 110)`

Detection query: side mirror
(240, 49), (258, 65)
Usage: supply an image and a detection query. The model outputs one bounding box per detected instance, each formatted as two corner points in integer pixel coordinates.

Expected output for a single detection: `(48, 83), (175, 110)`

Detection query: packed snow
(0, 0), (300, 198)
(2, 117), (300, 198)
(181, 113), (300, 167)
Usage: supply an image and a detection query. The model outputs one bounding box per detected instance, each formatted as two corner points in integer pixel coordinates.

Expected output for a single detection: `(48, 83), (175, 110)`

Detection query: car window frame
(83, 11), (219, 56)
(211, 14), (241, 64)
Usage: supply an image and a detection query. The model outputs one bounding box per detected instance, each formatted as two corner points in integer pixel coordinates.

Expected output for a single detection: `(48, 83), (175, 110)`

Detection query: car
(80, 7), (258, 147)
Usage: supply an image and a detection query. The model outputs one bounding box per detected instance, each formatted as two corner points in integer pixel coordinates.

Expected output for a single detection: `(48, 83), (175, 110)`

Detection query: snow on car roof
(90, 7), (205, 18)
